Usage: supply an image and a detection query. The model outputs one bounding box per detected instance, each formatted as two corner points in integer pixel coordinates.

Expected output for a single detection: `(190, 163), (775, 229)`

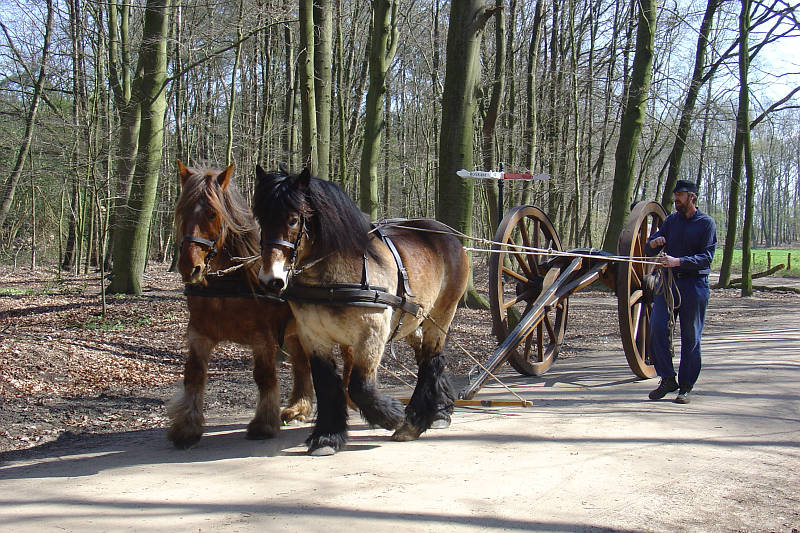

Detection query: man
(645, 180), (717, 404)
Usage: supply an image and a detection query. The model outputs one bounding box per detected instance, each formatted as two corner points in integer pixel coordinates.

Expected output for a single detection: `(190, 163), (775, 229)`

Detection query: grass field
(711, 248), (799, 277)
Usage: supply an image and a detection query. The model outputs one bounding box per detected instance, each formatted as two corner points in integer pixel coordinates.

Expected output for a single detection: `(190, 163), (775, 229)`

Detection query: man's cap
(673, 179), (698, 195)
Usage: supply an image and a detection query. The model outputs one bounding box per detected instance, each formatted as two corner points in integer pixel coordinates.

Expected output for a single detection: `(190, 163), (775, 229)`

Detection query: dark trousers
(649, 275), (710, 389)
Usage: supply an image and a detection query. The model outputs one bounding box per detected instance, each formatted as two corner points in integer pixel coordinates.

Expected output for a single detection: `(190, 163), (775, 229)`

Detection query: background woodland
(1, 0), (798, 299)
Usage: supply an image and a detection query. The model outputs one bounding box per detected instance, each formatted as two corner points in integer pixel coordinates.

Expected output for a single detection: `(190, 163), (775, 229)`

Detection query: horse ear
(255, 164), (270, 183)
(177, 160), (192, 188)
(216, 163), (234, 190)
(295, 167), (312, 190)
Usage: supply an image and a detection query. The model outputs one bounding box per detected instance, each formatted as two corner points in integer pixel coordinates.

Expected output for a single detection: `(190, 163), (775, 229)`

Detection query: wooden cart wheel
(489, 206), (568, 376)
(616, 201), (666, 379)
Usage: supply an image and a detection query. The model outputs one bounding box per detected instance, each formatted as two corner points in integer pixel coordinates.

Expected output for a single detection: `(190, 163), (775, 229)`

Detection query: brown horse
(252, 166), (469, 455)
(167, 161), (313, 449)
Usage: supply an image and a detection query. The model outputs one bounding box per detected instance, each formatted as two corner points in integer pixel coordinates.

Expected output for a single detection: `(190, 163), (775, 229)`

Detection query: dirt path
(1, 290), (798, 532)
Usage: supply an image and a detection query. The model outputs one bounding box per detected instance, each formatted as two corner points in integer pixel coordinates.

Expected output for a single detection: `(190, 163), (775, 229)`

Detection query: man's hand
(649, 236), (666, 248)
(658, 255), (681, 268)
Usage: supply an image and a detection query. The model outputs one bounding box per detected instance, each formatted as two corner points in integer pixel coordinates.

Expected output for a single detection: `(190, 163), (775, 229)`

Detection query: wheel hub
(516, 275), (544, 303)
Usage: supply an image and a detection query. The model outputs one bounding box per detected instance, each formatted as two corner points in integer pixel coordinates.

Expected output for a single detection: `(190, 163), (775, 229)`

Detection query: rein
(653, 258), (681, 358)
(371, 219), (663, 267)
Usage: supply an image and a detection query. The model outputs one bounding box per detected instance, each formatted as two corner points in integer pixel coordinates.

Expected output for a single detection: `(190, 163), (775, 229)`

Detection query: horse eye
(288, 216), (299, 228)
(208, 210), (217, 220)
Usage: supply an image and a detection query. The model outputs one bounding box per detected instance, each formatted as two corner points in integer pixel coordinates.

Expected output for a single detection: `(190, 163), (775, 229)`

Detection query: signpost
(457, 165), (549, 225)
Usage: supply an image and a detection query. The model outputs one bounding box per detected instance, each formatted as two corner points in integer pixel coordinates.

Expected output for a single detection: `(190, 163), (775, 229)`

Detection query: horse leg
(246, 340), (281, 439)
(346, 344), (404, 430)
(167, 328), (215, 449)
(393, 323), (455, 442)
(306, 354), (349, 456)
(280, 333), (313, 423)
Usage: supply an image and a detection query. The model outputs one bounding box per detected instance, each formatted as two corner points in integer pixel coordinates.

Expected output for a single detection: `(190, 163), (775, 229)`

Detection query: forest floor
(0, 261), (797, 453)
(1, 263), (799, 531)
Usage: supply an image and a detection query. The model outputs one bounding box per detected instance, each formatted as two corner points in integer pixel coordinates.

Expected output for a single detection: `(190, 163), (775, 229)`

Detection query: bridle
(182, 220), (226, 273)
(262, 215), (307, 276)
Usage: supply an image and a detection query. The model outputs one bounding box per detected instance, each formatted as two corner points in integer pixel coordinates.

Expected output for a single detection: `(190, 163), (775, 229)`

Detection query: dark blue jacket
(645, 209), (717, 275)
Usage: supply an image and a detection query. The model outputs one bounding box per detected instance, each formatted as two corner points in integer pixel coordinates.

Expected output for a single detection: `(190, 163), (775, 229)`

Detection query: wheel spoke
(512, 251), (533, 278)
(522, 329), (533, 360)
(629, 289), (643, 307)
(628, 264), (642, 288)
(632, 302), (642, 341)
(637, 308), (648, 356)
(537, 323), (544, 362)
(643, 306), (652, 363)
(502, 289), (533, 310)
(502, 264), (529, 283)
(543, 311), (556, 341)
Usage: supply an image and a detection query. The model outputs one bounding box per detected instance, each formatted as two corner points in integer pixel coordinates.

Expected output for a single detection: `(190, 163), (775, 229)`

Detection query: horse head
(253, 165), (311, 292)
(175, 160), (234, 285)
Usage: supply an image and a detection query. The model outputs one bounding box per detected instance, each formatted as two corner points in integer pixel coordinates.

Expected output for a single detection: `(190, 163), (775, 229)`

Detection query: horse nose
(191, 265), (202, 279)
(268, 278), (285, 291)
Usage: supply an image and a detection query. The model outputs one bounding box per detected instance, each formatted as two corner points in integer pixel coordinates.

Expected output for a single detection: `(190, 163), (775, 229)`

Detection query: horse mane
(252, 168), (378, 263)
(174, 166), (261, 284)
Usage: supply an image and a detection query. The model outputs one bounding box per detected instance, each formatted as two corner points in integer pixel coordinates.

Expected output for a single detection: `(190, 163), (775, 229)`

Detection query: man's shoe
(649, 377), (679, 400)
(674, 388), (691, 404)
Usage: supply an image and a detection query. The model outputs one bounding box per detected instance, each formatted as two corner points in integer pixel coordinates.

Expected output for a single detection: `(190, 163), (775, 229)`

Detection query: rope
(421, 311), (531, 405)
(205, 254), (260, 277)
(372, 219), (661, 267)
(653, 258), (682, 359)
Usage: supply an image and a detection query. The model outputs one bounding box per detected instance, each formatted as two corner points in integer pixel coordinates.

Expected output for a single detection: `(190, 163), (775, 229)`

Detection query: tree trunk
(718, 116), (745, 288)
(283, 21), (296, 165)
(481, 0), (505, 234)
(335, 0), (347, 185)
(313, 0), (333, 180)
(601, 0), (656, 252)
(109, 0), (171, 294)
(437, 1), (499, 309)
(522, 0), (544, 207)
(106, 0), (141, 270)
(0, 0), (54, 230)
(359, 0), (398, 219)
(225, 0), (245, 166)
(660, 0), (719, 209)
(738, 0), (755, 297)
(298, 0), (318, 171)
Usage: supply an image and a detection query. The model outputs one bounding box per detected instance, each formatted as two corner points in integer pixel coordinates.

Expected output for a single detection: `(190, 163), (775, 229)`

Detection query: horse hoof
(309, 445), (337, 456)
(246, 422), (278, 440)
(306, 433), (346, 455)
(280, 408), (308, 424)
(430, 416), (451, 429)
(391, 423), (421, 442)
(168, 431), (201, 450)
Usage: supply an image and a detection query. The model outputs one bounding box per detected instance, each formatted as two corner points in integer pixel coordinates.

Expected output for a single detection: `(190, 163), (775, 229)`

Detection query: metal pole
(498, 162), (504, 226)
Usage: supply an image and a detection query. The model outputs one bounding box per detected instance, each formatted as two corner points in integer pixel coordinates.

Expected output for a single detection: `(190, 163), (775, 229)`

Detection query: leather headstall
(182, 220), (226, 265)
(262, 216), (306, 272)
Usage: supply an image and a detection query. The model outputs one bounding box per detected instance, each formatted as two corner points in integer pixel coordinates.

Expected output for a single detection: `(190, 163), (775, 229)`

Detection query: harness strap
(263, 239), (297, 251)
(361, 252), (370, 289)
(283, 283), (421, 317)
(182, 235), (216, 248)
(184, 277), (285, 303)
(372, 225), (415, 299)
(182, 220), (226, 262)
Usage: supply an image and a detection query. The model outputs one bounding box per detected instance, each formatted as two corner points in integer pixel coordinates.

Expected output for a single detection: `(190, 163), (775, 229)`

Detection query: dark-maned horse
(168, 161), (313, 449)
(252, 166), (469, 455)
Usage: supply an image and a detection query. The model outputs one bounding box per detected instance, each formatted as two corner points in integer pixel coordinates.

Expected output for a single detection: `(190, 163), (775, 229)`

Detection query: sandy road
(1, 294), (799, 532)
